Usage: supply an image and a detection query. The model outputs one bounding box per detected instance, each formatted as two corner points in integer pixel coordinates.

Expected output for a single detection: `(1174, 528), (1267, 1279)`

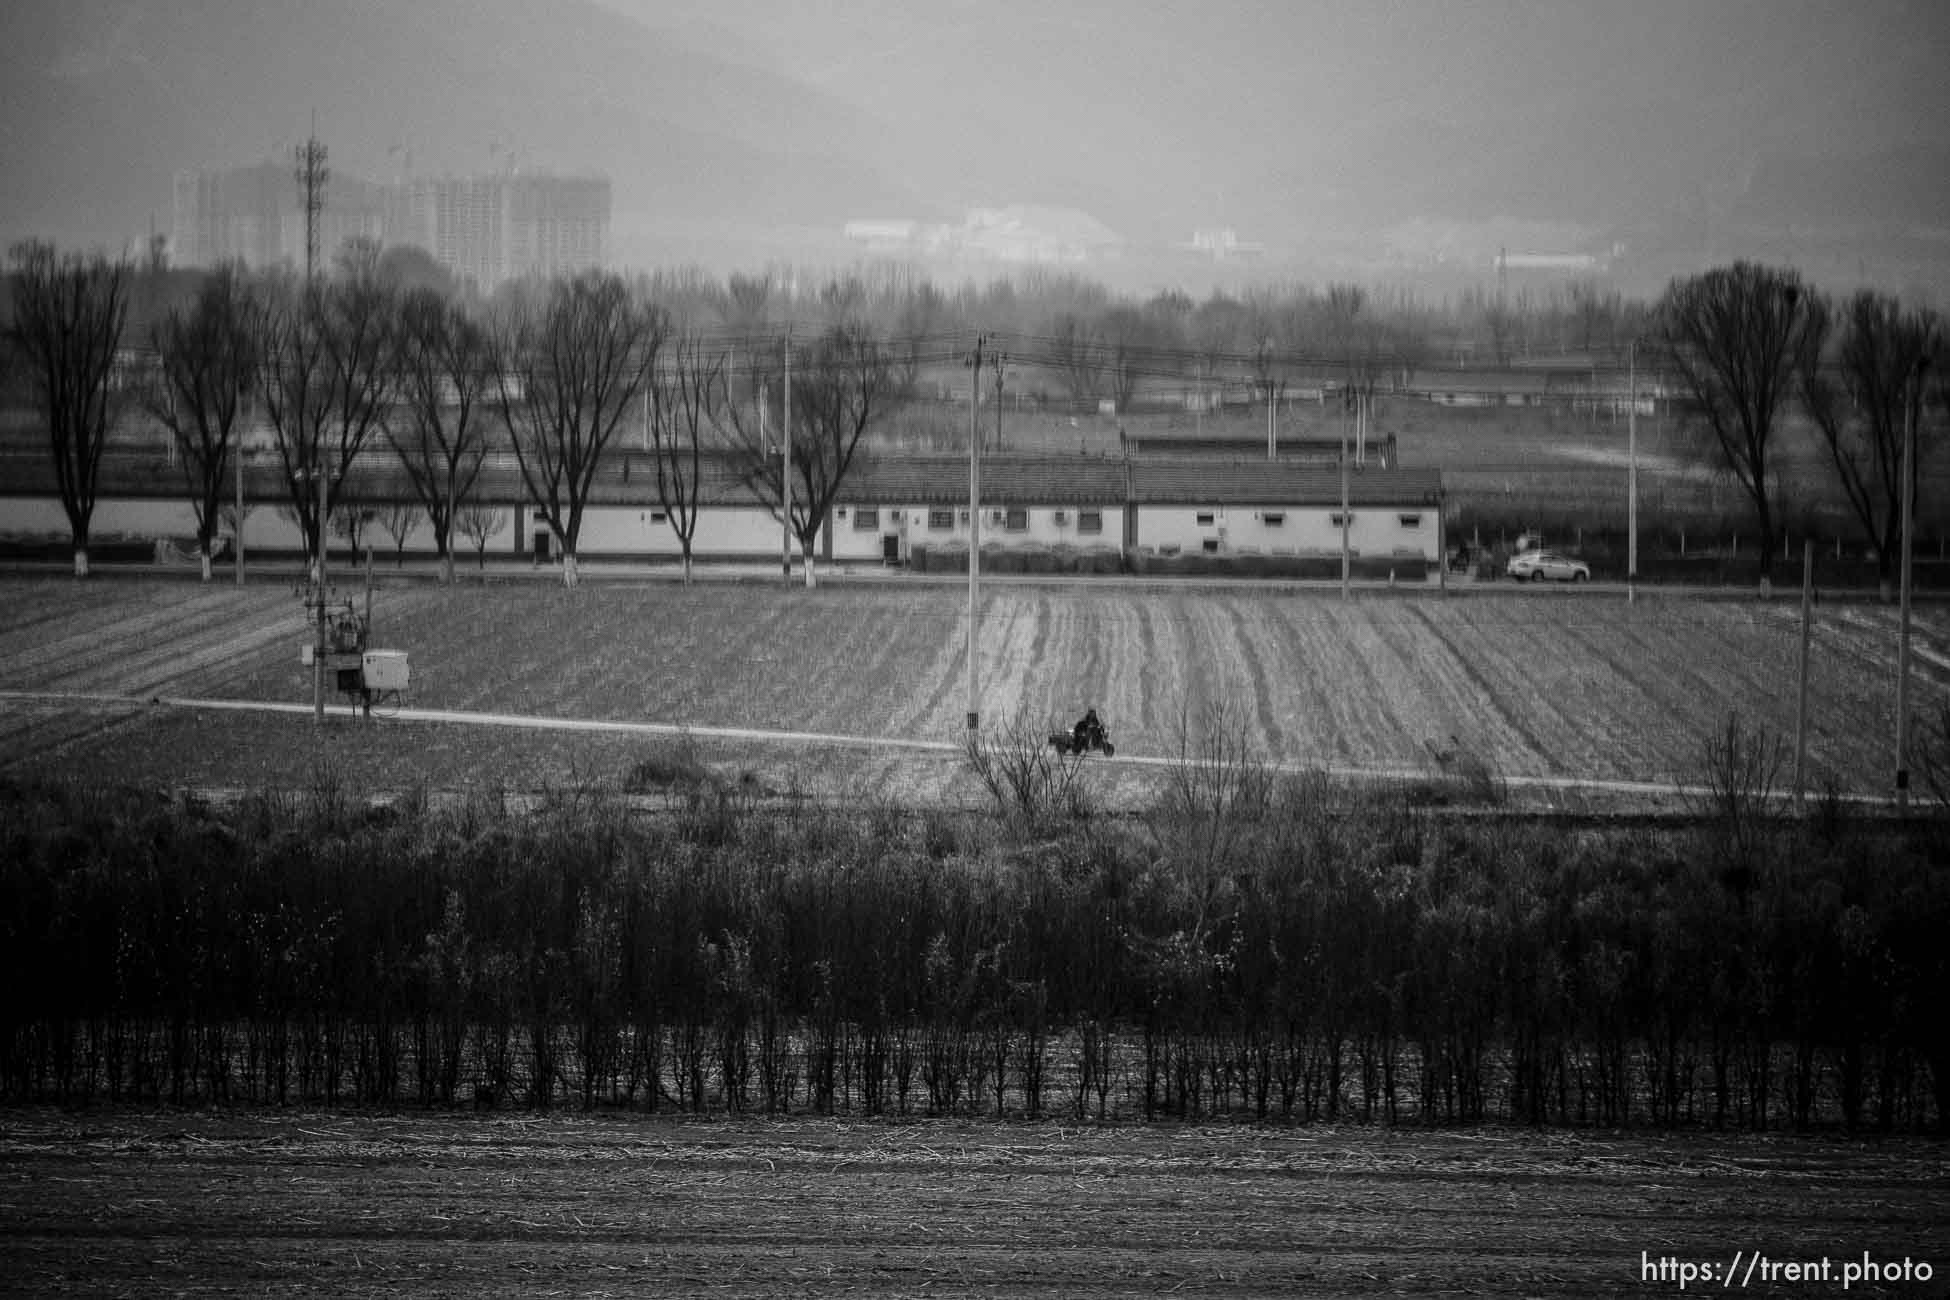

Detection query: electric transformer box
(361, 650), (409, 692)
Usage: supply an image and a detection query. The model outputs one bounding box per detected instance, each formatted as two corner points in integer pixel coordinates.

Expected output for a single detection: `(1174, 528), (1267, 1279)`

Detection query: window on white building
(1005, 508), (1028, 533)
(1398, 513), (1423, 529)
(1262, 511), (1286, 527)
(1078, 509), (1103, 534)
(1196, 511), (1216, 526)
(928, 508), (954, 531)
(1330, 512), (1352, 529)
(853, 507), (879, 531)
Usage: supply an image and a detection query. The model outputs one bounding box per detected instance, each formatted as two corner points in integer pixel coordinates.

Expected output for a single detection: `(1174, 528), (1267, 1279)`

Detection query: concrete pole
(234, 399), (246, 586)
(1340, 421), (1351, 602)
(967, 334), (985, 732)
(1794, 540), (1812, 813)
(782, 326), (794, 586)
(1266, 380), (1276, 460)
(1896, 358), (1923, 812)
(1628, 339), (1638, 603)
(313, 467), (328, 725)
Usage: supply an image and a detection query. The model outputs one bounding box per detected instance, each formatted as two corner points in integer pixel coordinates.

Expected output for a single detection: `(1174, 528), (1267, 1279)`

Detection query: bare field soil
(2, 1111), (1945, 1298)
(3, 577), (1949, 801)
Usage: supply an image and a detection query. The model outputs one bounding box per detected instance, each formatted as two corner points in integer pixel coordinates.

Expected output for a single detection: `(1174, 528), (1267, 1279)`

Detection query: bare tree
(259, 261), (397, 566)
(1567, 278), (1621, 353)
(375, 502), (424, 567)
(1324, 282), (1388, 444)
(721, 272), (773, 337)
(647, 336), (732, 584)
(1659, 262), (1820, 590)
(489, 271), (666, 588)
(454, 500), (507, 573)
(1044, 312), (1104, 405)
(146, 262), (261, 580)
(390, 287), (491, 583)
(1097, 305), (1152, 414)
(329, 499), (375, 560)
(892, 282), (946, 397)
(8, 241), (132, 577)
(1799, 291), (1941, 598)
(1482, 297), (1517, 368)
(726, 322), (895, 587)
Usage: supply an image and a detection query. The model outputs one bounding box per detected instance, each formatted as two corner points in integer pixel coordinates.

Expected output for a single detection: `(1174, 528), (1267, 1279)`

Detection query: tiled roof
(1129, 459), (1442, 506)
(1122, 431), (1397, 467)
(846, 454), (1129, 506)
(4, 447), (1441, 510)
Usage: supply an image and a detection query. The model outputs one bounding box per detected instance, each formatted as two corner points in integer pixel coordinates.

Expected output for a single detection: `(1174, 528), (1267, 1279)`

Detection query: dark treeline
(3, 774), (1945, 1131)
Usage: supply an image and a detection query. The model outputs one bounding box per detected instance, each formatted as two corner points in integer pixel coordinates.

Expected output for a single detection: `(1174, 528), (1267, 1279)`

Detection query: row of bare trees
(9, 239), (1944, 591)
(5, 240), (901, 588)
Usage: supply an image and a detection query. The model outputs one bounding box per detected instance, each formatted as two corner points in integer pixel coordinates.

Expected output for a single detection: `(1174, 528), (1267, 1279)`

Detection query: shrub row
(909, 544), (1429, 583)
(2, 776), (1945, 1129)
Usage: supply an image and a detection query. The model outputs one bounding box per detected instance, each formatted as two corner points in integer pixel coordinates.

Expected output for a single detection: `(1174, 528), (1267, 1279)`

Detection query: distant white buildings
(843, 205), (1123, 265)
(1181, 229), (1264, 260)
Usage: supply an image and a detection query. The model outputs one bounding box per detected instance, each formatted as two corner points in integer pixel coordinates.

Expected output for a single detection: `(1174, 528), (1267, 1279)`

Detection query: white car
(1506, 548), (1590, 583)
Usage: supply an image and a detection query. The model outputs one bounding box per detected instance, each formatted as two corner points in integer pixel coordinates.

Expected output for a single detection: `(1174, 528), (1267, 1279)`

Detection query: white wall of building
(2, 495), (1438, 562)
(872, 504), (1122, 556)
(1135, 504), (1436, 558)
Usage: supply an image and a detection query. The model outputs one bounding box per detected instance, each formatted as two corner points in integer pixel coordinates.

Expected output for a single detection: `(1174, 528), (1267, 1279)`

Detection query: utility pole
(1340, 417), (1351, 601)
(1794, 540), (1813, 813)
(1266, 379), (1277, 459)
(992, 349), (1006, 452)
(967, 333), (986, 732)
(234, 389), (247, 586)
(294, 114), (329, 285)
(1194, 359), (1203, 440)
(1628, 338), (1639, 603)
(768, 327), (783, 588)
(1896, 355), (1927, 813)
(312, 466), (329, 725)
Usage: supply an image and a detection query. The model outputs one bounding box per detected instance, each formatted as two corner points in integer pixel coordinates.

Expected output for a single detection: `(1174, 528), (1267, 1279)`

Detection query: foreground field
(1, 1111), (1945, 1298)
(2, 575), (1948, 803)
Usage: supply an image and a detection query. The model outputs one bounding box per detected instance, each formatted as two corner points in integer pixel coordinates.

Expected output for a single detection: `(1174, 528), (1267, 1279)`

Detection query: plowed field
(2, 576), (1947, 803)
(2, 1111), (1945, 1298)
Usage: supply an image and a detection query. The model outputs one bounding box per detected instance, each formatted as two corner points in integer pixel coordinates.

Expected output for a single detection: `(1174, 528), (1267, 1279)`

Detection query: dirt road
(2, 1111), (1944, 1297)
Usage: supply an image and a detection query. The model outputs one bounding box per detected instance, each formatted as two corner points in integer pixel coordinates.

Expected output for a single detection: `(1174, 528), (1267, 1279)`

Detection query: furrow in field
(1596, 607), (1836, 785)
(1398, 602), (1555, 771)
(1128, 596), (1172, 751)
(883, 594), (975, 741)
(1336, 599), (1487, 770)
(1220, 597), (1291, 758)
(977, 591), (1043, 728)
(1177, 594), (1270, 754)
(1, 595), (220, 687)
(1259, 599), (1350, 766)
(1414, 600), (1596, 777)
(29, 589), (299, 694)
(1151, 592), (1217, 746)
(1092, 594), (1147, 752)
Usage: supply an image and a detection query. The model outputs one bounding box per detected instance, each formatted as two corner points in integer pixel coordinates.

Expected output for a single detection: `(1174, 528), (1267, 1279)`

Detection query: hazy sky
(3, 0), (1945, 289)
(604, 0), (1950, 240)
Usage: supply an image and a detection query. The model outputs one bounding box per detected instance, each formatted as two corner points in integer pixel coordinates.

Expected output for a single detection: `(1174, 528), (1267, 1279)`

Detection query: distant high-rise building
(389, 172), (609, 289)
(173, 163), (609, 289)
(172, 162), (287, 269)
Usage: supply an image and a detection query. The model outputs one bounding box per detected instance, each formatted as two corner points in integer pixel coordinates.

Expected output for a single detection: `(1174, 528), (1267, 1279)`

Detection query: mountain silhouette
(0, 0), (942, 266)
